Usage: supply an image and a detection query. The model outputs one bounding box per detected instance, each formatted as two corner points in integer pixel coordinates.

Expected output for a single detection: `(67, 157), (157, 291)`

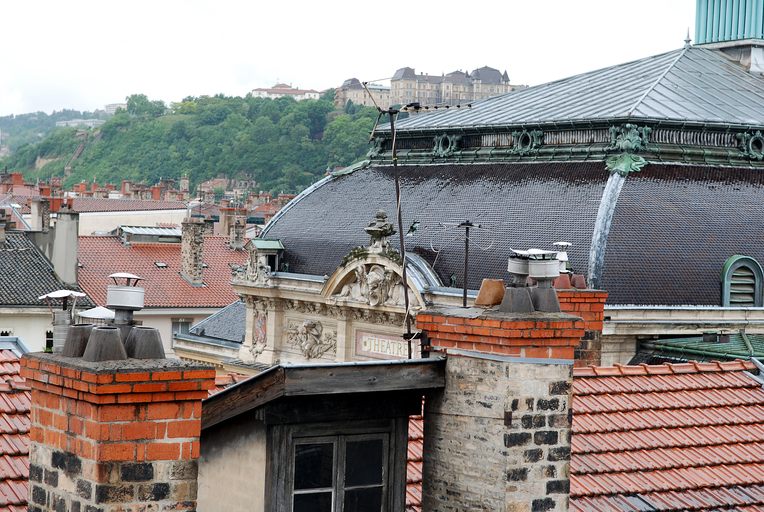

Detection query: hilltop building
(334, 78), (391, 109)
(250, 83), (320, 101)
(390, 65), (525, 106)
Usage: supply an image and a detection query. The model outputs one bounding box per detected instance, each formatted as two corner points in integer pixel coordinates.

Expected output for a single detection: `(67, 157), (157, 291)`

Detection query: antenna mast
(363, 82), (414, 358)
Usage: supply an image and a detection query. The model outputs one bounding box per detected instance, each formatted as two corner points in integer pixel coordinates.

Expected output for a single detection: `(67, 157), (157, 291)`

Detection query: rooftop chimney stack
(30, 198), (51, 232)
(416, 305), (585, 510)
(0, 209), (6, 246)
(181, 217), (205, 286)
(229, 219), (245, 250)
(20, 353), (215, 512)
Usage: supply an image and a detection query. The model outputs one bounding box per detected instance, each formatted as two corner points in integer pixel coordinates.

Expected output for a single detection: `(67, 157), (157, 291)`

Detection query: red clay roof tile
(571, 360), (764, 510)
(0, 351), (30, 510)
(78, 236), (247, 308)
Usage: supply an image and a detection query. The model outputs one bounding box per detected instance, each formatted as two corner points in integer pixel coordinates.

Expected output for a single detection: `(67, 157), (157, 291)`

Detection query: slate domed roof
(263, 44), (764, 307)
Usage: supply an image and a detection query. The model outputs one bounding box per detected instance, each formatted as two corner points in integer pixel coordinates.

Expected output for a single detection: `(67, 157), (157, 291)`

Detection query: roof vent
(499, 248), (561, 313)
(82, 326), (127, 362)
(106, 273), (145, 339)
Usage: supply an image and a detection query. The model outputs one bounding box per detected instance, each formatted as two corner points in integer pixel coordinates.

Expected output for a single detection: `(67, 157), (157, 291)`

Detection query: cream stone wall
(198, 418), (266, 511)
(78, 209), (187, 235)
(0, 308), (51, 351)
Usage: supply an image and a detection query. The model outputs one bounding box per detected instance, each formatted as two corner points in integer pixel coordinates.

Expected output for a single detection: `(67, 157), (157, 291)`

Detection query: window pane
(294, 443), (333, 490)
(294, 491), (332, 512)
(345, 439), (384, 487)
(343, 487), (382, 512)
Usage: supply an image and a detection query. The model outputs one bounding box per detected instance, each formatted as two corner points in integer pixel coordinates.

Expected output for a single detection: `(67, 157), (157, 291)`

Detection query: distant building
(54, 119), (105, 128)
(103, 103), (127, 115)
(250, 83), (320, 101)
(334, 78), (391, 109)
(390, 66), (525, 106)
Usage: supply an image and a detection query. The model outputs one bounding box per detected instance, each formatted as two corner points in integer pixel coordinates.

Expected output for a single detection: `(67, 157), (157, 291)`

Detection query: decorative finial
(684, 28), (692, 48)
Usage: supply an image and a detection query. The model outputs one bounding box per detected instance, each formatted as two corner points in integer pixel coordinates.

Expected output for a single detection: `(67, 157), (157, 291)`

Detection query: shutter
(729, 265), (756, 306)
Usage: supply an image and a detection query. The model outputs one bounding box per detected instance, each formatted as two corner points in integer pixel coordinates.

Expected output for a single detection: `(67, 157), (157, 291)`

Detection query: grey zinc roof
(188, 300), (245, 344)
(391, 46), (764, 130)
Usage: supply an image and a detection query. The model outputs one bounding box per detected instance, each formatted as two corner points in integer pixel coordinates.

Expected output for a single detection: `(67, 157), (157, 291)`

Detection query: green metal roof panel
(642, 332), (764, 360)
(253, 239), (284, 250)
(390, 46), (764, 131)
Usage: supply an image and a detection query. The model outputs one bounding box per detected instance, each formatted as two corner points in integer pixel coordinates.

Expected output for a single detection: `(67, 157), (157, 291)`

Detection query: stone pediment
(323, 253), (426, 310)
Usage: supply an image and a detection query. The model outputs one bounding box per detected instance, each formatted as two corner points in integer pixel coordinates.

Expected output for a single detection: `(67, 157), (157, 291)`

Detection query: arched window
(721, 255), (764, 307)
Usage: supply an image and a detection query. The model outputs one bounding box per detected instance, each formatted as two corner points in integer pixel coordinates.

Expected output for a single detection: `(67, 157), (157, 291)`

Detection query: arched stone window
(721, 255), (764, 307)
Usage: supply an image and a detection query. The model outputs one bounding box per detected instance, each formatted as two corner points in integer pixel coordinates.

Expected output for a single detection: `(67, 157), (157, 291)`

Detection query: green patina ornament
(607, 124), (652, 152)
(606, 153), (648, 176)
(510, 129), (544, 155)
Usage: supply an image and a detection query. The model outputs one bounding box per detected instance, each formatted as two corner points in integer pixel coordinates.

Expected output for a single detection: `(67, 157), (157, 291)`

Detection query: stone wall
(20, 354), (215, 512)
(423, 352), (572, 512)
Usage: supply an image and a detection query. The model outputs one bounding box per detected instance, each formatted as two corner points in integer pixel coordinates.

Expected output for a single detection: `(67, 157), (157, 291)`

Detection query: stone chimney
(30, 198), (51, 232)
(416, 307), (587, 511)
(229, 219), (245, 250)
(181, 218), (205, 286)
(0, 209), (6, 246)
(50, 205), (79, 285)
(20, 353), (215, 511)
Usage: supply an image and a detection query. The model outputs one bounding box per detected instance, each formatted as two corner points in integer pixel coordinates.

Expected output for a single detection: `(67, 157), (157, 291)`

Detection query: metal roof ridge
(626, 46), (688, 118)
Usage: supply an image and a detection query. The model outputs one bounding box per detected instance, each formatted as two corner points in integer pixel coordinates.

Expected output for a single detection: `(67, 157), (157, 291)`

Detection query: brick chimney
(416, 307), (586, 511)
(556, 289), (607, 367)
(20, 353), (215, 511)
(180, 218), (205, 286)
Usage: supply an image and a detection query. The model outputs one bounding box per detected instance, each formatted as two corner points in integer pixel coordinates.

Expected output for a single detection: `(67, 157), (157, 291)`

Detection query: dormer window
(722, 255), (764, 307)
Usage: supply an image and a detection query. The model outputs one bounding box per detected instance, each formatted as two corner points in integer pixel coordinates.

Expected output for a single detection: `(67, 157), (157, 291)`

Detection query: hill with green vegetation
(0, 109), (107, 152)
(1, 92), (383, 194)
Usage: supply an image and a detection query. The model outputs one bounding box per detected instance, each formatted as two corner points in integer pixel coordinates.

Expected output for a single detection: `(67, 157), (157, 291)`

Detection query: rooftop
(69, 197), (187, 213)
(78, 235), (247, 308)
(571, 360), (764, 510)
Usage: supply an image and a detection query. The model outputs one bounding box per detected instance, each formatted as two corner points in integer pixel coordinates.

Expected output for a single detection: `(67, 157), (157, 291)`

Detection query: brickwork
(417, 307), (586, 360)
(556, 290), (607, 367)
(20, 353), (215, 512)
(422, 352), (573, 512)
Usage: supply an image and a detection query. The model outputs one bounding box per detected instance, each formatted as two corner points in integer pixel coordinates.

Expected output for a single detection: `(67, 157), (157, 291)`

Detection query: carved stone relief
(286, 319), (337, 359)
(335, 264), (407, 307)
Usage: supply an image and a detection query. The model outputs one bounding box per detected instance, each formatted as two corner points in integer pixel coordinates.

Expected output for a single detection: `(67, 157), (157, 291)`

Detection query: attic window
(722, 255), (763, 307)
(155, 261), (168, 268)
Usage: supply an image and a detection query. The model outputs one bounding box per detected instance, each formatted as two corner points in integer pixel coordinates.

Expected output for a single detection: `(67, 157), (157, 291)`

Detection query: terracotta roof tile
(571, 360), (764, 510)
(78, 236), (247, 308)
(0, 350), (31, 510)
(406, 414), (423, 512)
(71, 197), (186, 213)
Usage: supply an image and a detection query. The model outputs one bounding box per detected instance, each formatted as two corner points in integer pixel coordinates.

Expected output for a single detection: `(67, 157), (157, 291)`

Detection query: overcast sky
(1, 0), (696, 116)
